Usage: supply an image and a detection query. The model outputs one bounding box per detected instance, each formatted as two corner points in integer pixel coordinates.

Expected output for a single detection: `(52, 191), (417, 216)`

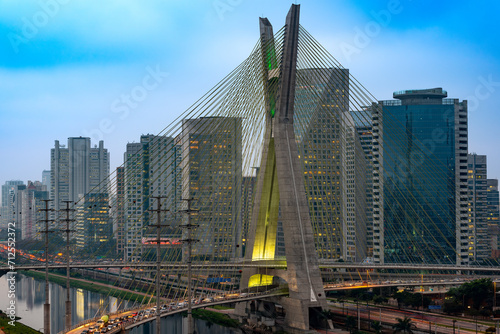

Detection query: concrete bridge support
(237, 4), (329, 332)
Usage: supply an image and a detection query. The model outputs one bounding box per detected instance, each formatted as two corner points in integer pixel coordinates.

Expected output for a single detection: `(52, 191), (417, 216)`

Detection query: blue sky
(1, 0), (499, 189)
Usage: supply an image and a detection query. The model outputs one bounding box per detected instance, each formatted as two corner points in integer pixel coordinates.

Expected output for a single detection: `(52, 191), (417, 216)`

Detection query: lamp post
(40, 199), (53, 334)
(61, 200), (74, 331)
(180, 198), (199, 334)
(149, 196), (169, 334)
(453, 319), (457, 334)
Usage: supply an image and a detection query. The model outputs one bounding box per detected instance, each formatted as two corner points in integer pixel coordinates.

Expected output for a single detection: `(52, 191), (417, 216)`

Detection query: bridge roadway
(64, 288), (287, 334)
(64, 277), (489, 334)
(3, 259), (500, 272)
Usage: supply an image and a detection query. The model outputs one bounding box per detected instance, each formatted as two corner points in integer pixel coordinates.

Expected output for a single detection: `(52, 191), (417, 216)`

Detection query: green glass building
(372, 88), (469, 265)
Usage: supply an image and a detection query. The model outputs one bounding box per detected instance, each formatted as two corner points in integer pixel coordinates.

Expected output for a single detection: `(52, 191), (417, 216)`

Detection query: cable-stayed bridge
(3, 4), (497, 333)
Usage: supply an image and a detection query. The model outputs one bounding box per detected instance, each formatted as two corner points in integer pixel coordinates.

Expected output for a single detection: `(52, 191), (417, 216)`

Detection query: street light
(453, 319), (457, 334)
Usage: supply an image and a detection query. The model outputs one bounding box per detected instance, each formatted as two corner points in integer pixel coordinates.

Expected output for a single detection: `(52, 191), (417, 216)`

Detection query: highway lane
(330, 302), (496, 334)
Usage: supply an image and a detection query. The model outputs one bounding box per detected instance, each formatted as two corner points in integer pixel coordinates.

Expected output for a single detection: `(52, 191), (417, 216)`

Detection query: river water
(0, 272), (240, 333)
(0, 272), (135, 333)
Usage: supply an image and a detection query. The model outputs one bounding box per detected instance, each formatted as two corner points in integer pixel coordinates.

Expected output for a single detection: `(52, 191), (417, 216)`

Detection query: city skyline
(1, 0), (500, 189)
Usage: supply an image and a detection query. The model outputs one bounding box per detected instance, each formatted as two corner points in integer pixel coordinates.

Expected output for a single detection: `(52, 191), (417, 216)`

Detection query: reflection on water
(128, 313), (241, 334)
(0, 273), (135, 333)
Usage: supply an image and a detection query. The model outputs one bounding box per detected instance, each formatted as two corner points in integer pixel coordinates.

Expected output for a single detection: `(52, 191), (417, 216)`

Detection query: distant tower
(51, 137), (109, 212)
(51, 137), (110, 249)
(20, 181), (47, 240)
(42, 170), (51, 198)
(1, 180), (24, 229)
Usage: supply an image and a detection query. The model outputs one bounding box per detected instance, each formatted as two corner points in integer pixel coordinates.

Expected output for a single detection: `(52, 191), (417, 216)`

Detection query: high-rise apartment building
(355, 119), (374, 260)
(1, 180), (24, 229)
(20, 181), (48, 240)
(51, 137), (110, 250)
(181, 117), (242, 261)
(467, 154), (490, 261)
(51, 137), (110, 213)
(123, 135), (181, 262)
(294, 68), (367, 261)
(372, 88), (468, 265)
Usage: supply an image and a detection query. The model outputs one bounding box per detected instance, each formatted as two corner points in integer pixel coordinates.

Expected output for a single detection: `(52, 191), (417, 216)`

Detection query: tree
(445, 278), (493, 312)
(345, 316), (356, 334)
(392, 316), (416, 334)
(371, 320), (383, 334)
(373, 295), (388, 305)
(443, 296), (462, 315)
(392, 290), (414, 309)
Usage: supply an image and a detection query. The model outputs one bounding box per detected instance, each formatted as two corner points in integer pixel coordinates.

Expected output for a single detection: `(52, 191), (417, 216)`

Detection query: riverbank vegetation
(0, 311), (41, 334)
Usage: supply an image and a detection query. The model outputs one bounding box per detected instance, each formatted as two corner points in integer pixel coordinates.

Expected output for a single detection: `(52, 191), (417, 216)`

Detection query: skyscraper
(294, 68), (367, 261)
(51, 137), (110, 212)
(51, 137), (110, 251)
(20, 181), (48, 240)
(467, 154), (490, 262)
(123, 135), (181, 262)
(1, 180), (24, 229)
(372, 88), (468, 265)
(181, 117), (242, 261)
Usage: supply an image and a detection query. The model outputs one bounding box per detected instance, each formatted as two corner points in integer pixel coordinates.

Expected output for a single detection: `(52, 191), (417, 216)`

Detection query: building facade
(51, 137), (110, 213)
(75, 193), (112, 253)
(20, 181), (48, 240)
(1, 180), (24, 229)
(115, 166), (125, 258)
(487, 179), (500, 257)
(181, 117), (242, 261)
(123, 135), (181, 262)
(294, 68), (367, 261)
(372, 88), (469, 265)
(467, 154), (490, 262)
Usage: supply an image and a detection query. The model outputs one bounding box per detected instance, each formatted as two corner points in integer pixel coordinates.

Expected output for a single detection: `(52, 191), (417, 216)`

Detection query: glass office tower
(372, 88), (469, 265)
